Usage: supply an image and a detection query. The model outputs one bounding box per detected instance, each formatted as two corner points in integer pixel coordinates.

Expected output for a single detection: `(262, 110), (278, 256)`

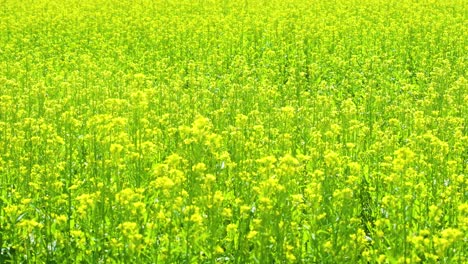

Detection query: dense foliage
(0, 0), (466, 263)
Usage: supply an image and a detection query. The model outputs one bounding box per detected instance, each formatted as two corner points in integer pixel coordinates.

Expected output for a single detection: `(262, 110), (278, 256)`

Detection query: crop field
(0, 0), (467, 263)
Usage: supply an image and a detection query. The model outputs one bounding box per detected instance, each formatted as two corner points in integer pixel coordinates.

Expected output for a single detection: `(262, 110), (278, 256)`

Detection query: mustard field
(0, 0), (467, 263)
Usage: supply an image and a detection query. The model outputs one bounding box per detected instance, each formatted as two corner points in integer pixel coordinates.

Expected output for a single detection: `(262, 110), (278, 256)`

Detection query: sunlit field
(0, 0), (467, 263)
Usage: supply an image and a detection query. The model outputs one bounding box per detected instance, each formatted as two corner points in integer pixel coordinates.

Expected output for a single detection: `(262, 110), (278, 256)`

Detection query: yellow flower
(71, 229), (86, 248)
(291, 194), (303, 205)
(377, 254), (386, 263)
(151, 176), (175, 189)
(120, 222), (138, 235)
(226, 223), (237, 233)
(393, 147), (415, 171)
(110, 143), (124, 155)
(110, 238), (124, 250)
(3, 204), (19, 216)
(280, 106), (295, 117)
(192, 162), (207, 173)
(204, 174), (216, 184)
(440, 228), (462, 243)
(324, 150), (340, 167)
(247, 230), (258, 240)
(222, 208), (232, 218)
(213, 191), (225, 204)
(348, 162), (361, 175)
(215, 245), (224, 254)
(20, 198), (32, 205)
(323, 241), (333, 252)
(190, 212), (203, 225)
(55, 214), (68, 224)
(17, 219), (43, 232)
(286, 252), (296, 262)
(235, 114), (248, 126)
(131, 201), (146, 216)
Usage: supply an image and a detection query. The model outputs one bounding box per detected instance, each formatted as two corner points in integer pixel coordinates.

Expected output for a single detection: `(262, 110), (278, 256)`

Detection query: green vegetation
(0, 0), (466, 263)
